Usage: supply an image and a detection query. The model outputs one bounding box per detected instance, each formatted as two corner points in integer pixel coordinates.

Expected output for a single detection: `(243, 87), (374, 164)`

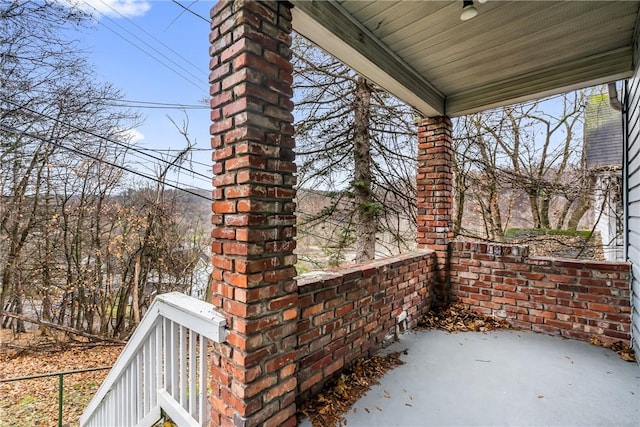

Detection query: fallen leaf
(0, 342), (123, 426)
(590, 339), (636, 363)
(298, 350), (406, 426)
(418, 303), (511, 332)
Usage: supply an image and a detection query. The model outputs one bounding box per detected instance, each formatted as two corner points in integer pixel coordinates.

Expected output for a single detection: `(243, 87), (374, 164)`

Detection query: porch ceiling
(290, 0), (640, 117)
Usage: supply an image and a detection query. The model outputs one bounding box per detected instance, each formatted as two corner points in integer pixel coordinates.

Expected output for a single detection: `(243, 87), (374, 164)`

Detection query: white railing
(80, 292), (227, 427)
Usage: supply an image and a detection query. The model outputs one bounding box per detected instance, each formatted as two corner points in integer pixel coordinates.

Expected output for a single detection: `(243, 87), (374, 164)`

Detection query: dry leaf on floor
(298, 350), (406, 427)
(590, 339), (636, 362)
(418, 303), (511, 332)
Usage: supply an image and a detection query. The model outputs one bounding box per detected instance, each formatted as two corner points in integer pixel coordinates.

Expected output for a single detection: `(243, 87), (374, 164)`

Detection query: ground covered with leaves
(418, 303), (512, 332)
(0, 336), (123, 427)
(298, 350), (407, 427)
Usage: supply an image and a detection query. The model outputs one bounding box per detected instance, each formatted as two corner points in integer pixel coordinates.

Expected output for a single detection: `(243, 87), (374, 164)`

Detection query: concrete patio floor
(302, 329), (640, 427)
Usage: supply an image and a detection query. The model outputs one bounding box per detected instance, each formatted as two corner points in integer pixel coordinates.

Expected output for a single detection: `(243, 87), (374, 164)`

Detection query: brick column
(209, 1), (297, 426)
(416, 116), (453, 305)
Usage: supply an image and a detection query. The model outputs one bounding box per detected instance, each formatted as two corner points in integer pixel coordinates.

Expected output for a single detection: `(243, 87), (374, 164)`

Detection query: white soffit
(291, 1), (639, 117)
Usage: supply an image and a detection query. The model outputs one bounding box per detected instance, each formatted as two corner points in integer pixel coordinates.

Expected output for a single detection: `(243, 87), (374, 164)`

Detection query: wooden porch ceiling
(290, 0), (640, 117)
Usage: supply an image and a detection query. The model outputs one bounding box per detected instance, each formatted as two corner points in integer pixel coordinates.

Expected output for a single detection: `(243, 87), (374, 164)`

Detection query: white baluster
(199, 334), (207, 424)
(180, 325), (187, 407)
(164, 317), (172, 394)
(80, 293), (226, 427)
(171, 320), (179, 398)
(155, 321), (162, 409)
(136, 351), (143, 423)
(189, 329), (197, 418)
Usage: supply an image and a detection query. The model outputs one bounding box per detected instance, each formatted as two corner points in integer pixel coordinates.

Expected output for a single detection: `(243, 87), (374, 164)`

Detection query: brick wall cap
(527, 256), (631, 270)
(296, 271), (342, 287)
(296, 250), (435, 288)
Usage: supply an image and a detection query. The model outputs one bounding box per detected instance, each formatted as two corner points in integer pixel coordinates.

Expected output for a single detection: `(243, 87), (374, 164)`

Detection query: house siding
(625, 18), (640, 358)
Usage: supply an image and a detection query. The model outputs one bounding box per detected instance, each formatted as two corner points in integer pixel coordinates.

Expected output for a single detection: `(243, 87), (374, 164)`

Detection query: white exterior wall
(594, 172), (624, 262)
(625, 20), (640, 358)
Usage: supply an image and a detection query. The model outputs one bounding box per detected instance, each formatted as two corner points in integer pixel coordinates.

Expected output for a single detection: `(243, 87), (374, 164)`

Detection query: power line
(133, 146), (210, 152)
(95, 0), (206, 74)
(99, 98), (208, 110)
(0, 124), (213, 201)
(80, 1), (207, 93)
(2, 97), (212, 182)
(171, 0), (209, 24)
(95, 20), (206, 92)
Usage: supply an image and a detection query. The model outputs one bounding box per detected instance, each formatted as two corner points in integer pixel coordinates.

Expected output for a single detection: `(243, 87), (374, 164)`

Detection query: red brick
(493, 297), (516, 305)
(587, 302), (620, 313)
(529, 309), (556, 319)
(530, 295), (556, 305)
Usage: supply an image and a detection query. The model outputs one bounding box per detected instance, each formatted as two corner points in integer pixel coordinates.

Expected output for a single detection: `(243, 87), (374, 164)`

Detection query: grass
(504, 228), (592, 239)
(17, 396), (35, 405)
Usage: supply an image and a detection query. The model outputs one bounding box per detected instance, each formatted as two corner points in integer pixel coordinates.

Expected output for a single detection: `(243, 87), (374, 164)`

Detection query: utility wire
(2, 97), (212, 181)
(80, 2), (207, 92)
(133, 146), (211, 152)
(0, 124), (213, 201)
(171, 0), (209, 24)
(99, 99), (209, 110)
(95, 0), (205, 74)
(95, 20), (205, 92)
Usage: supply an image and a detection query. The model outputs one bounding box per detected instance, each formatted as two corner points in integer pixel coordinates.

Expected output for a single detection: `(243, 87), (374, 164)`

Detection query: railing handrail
(80, 292), (227, 426)
(0, 366), (113, 383)
(2, 365), (115, 427)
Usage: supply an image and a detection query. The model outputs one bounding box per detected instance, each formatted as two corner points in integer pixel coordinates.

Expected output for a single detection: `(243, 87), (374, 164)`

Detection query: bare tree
(293, 36), (417, 264)
(452, 92), (588, 240)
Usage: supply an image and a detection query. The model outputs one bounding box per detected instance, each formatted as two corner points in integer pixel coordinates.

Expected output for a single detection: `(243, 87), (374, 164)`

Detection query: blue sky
(68, 0), (601, 194)
(75, 0), (216, 191)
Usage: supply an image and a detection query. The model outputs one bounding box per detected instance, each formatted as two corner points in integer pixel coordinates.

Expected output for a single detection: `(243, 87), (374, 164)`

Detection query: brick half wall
(295, 250), (436, 402)
(450, 241), (632, 345)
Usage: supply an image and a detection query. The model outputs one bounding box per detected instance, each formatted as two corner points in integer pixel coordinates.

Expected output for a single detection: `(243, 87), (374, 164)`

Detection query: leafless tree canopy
(0, 1), (210, 340)
(293, 36), (419, 266)
(452, 92), (596, 241)
(292, 34), (604, 266)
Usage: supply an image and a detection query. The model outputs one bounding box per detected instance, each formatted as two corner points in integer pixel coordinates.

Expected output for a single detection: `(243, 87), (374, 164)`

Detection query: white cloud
(124, 128), (145, 143)
(65, 0), (152, 19)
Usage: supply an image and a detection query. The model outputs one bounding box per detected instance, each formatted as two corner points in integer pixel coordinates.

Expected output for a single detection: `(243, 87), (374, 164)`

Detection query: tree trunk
(567, 174), (596, 230)
(540, 194), (551, 229)
(555, 199), (572, 229)
(452, 157), (465, 237)
(528, 193), (542, 228)
(353, 75), (376, 263)
(453, 183), (465, 237)
(132, 256), (141, 325)
(489, 191), (504, 240)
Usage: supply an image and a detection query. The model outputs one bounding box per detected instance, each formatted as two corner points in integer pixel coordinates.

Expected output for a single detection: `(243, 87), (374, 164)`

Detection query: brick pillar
(416, 116), (453, 305)
(209, 1), (297, 426)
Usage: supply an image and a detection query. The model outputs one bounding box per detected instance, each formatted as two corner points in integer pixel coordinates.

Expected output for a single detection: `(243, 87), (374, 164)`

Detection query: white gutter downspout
(608, 82), (623, 111)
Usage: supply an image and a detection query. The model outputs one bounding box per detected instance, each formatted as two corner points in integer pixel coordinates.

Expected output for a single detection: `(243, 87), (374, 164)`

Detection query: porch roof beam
(291, 0), (445, 117)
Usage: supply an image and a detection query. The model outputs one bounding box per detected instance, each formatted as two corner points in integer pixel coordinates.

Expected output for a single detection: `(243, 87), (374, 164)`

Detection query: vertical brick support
(209, 2), (297, 426)
(416, 116), (453, 305)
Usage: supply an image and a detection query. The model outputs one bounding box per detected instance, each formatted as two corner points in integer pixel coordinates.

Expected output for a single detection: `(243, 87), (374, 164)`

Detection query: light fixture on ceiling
(460, 0), (478, 21)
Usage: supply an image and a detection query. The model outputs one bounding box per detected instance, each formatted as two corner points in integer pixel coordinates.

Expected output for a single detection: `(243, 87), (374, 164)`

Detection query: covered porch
(206, 1), (640, 425)
(76, 2), (640, 426)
